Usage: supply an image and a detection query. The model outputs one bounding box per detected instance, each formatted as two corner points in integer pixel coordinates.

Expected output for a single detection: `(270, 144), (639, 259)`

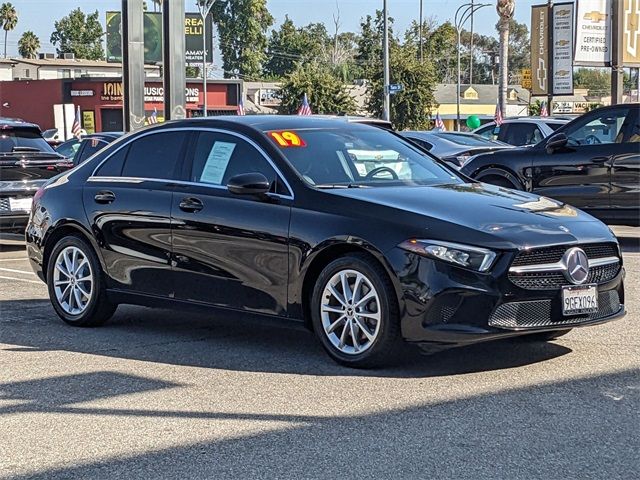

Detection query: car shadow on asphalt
(0, 298), (572, 379)
(2, 368), (638, 479)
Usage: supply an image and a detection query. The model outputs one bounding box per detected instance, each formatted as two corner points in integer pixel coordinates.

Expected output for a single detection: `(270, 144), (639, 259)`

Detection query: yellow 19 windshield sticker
(269, 130), (306, 147)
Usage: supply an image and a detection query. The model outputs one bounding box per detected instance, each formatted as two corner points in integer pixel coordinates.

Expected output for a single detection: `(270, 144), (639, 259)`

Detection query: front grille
(489, 290), (621, 329)
(509, 243), (620, 290)
(0, 198), (9, 213)
(511, 243), (618, 267)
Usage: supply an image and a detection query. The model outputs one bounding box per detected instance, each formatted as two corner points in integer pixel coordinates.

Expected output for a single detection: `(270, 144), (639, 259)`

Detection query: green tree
(423, 21), (458, 83)
(278, 61), (356, 115)
(355, 11), (390, 79)
(50, 8), (104, 60)
(0, 2), (17, 59)
(574, 68), (611, 96)
(264, 17), (329, 79)
(366, 41), (438, 130)
(212, 0), (273, 80)
(18, 30), (39, 58)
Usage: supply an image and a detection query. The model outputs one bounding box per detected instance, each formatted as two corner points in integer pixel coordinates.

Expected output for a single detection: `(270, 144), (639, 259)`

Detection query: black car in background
(55, 132), (124, 165)
(26, 117), (625, 368)
(461, 104), (640, 226)
(401, 130), (512, 168)
(0, 118), (71, 241)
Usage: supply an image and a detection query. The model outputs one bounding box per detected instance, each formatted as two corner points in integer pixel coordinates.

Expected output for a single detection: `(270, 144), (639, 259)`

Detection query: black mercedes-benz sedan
(460, 104), (640, 226)
(25, 116), (625, 367)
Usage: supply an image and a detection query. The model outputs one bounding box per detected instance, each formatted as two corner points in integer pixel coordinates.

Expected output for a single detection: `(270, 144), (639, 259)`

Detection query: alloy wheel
(320, 269), (381, 355)
(53, 246), (94, 316)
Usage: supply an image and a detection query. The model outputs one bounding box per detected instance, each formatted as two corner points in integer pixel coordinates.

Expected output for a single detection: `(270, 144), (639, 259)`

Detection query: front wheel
(47, 235), (116, 327)
(311, 254), (400, 368)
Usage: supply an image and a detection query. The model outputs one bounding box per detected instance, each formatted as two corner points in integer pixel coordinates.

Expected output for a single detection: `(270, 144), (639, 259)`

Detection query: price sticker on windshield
(269, 131), (306, 148)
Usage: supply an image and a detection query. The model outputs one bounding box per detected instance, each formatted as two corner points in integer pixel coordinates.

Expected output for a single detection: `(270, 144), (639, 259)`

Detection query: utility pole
(419, 0), (424, 62)
(197, 0), (216, 117)
(496, 0), (515, 119)
(547, 0), (553, 114)
(382, 0), (390, 122)
(469, 0), (474, 85)
(122, 0), (145, 132)
(611, 0), (624, 104)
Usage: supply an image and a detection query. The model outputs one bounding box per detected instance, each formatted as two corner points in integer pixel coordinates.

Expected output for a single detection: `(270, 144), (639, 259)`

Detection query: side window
(94, 145), (130, 177)
(122, 131), (188, 179)
(564, 108), (631, 146)
(76, 138), (108, 165)
(408, 138), (433, 151)
(500, 123), (539, 146)
(628, 111), (640, 142)
(475, 125), (493, 139)
(190, 131), (281, 191)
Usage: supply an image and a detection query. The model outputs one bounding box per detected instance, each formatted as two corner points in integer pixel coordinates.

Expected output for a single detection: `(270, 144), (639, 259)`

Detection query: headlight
(399, 239), (497, 272)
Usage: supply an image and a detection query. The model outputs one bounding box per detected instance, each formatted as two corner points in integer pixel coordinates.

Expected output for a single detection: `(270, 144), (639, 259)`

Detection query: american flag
(540, 101), (549, 117)
(147, 107), (158, 125)
(494, 103), (504, 126)
(71, 106), (82, 138)
(434, 111), (446, 131)
(237, 98), (245, 116)
(297, 93), (312, 116)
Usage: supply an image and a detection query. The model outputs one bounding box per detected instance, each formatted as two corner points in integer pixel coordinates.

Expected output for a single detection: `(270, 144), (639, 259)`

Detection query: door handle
(94, 190), (115, 204)
(179, 197), (204, 213)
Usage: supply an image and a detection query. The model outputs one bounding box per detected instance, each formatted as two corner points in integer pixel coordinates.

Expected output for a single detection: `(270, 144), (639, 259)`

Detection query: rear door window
(76, 138), (110, 165)
(94, 145), (130, 177)
(121, 131), (188, 180)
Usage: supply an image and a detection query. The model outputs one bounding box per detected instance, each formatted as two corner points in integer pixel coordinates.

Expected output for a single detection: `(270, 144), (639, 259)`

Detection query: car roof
(0, 117), (41, 130)
(148, 115), (388, 133)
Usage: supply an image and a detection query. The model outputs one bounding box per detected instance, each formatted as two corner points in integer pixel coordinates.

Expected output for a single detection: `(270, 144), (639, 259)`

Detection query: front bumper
(388, 247), (625, 348)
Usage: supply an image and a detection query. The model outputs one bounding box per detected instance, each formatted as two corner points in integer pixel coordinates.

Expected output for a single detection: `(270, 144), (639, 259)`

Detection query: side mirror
(545, 132), (568, 153)
(227, 172), (271, 195)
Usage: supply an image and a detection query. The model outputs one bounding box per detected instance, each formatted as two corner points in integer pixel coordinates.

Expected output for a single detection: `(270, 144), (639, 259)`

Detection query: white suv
(474, 117), (570, 146)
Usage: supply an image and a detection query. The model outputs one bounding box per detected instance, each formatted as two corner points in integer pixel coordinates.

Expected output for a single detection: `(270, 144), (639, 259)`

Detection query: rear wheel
(47, 235), (116, 327)
(311, 254), (400, 368)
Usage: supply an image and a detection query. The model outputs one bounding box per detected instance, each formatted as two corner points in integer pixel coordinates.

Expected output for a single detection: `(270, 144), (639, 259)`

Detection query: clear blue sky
(7, 0), (540, 61)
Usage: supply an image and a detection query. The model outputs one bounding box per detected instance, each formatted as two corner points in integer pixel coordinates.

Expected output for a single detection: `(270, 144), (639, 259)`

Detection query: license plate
(562, 284), (598, 316)
(8, 197), (32, 212)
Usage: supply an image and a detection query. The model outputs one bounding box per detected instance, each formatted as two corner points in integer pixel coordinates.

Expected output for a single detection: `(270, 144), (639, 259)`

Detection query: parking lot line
(0, 275), (42, 284)
(0, 267), (35, 275)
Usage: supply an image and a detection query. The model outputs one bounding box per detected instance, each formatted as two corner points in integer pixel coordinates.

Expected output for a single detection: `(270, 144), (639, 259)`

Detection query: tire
(480, 175), (519, 190)
(46, 235), (116, 327)
(310, 253), (400, 368)
(519, 329), (572, 342)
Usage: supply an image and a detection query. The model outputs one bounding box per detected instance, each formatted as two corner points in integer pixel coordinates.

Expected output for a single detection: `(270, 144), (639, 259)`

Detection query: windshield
(0, 128), (55, 153)
(435, 132), (504, 147)
(268, 126), (462, 188)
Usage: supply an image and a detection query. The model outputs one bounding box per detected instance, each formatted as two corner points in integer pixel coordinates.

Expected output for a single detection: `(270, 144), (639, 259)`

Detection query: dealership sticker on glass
(200, 142), (236, 185)
(269, 131), (306, 147)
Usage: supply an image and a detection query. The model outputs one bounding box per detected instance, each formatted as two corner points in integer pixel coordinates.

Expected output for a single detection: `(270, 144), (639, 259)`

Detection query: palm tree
(496, 0), (515, 118)
(18, 30), (39, 58)
(0, 2), (17, 58)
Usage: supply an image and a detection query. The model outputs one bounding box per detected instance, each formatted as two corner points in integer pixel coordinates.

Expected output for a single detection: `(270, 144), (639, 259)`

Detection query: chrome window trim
(88, 126), (294, 200)
(509, 256), (619, 274)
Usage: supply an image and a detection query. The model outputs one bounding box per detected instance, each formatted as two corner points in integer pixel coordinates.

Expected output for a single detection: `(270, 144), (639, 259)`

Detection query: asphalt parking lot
(0, 228), (638, 479)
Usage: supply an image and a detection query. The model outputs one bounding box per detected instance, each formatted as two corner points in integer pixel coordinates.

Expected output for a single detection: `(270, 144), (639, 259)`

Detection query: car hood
(330, 183), (616, 250)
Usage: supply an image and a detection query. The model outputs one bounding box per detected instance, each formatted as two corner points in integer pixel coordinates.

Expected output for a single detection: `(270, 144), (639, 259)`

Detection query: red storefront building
(0, 77), (242, 134)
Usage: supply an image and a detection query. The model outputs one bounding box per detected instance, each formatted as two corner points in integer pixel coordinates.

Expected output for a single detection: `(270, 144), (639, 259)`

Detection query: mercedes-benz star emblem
(563, 247), (590, 285)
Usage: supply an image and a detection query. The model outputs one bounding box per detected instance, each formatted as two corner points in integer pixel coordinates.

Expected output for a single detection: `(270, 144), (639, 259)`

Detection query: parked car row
(474, 117), (571, 146)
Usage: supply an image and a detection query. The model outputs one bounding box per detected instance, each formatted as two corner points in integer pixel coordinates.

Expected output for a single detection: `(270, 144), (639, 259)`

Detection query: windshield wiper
(314, 183), (365, 189)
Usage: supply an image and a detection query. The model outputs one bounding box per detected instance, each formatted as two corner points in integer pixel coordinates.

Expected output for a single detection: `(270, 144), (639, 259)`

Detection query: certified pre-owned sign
(553, 3), (575, 95)
(574, 0), (612, 66)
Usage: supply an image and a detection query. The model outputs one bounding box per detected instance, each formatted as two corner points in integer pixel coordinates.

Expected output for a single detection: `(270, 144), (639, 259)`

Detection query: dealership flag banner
(575, 0), (612, 66)
(531, 5), (550, 96)
(624, 0), (640, 66)
(552, 3), (575, 95)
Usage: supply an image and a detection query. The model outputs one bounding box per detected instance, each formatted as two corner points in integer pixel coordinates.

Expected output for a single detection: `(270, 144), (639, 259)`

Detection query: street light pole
(455, 3), (490, 131)
(419, 0), (423, 62)
(197, 0), (216, 117)
(382, 0), (390, 122)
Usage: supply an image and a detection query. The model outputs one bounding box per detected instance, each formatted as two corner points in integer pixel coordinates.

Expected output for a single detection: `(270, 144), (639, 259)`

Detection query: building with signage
(0, 77), (241, 134)
(9, 54), (160, 81)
